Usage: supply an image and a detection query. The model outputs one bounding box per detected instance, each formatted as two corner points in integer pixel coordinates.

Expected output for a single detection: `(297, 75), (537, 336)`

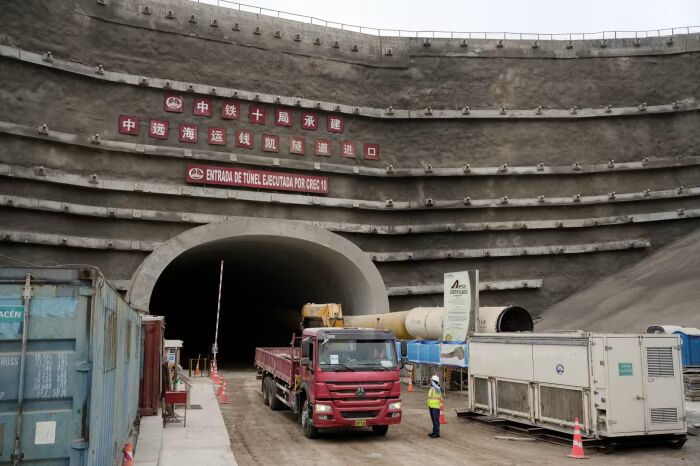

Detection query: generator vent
(646, 347), (674, 377)
(496, 380), (530, 415)
(473, 377), (489, 407)
(650, 407), (677, 423)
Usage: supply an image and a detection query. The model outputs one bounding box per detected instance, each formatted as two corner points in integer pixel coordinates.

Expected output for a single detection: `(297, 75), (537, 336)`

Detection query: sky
(199, 0), (700, 36)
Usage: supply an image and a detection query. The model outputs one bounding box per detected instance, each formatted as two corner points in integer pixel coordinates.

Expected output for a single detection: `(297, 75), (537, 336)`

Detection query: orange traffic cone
(122, 442), (134, 466)
(439, 397), (447, 424)
(216, 381), (224, 396)
(567, 418), (588, 459)
(218, 382), (229, 404)
(407, 377), (414, 393)
(194, 359), (201, 377)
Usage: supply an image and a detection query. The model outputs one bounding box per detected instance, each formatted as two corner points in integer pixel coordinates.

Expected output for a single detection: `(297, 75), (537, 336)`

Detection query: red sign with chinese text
(118, 115), (139, 136)
(221, 101), (240, 120)
(363, 143), (380, 161)
(208, 127), (227, 145)
(193, 97), (213, 117)
(340, 141), (356, 158)
(327, 115), (344, 133)
(186, 164), (328, 194)
(164, 95), (184, 113)
(275, 108), (293, 127)
(314, 138), (331, 156)
(149, 119), (169, 140)
(235, 129), (254, 148)
(289, 136), (305, 155)
(262, 134), (280, 153)
(179, 123), (198, 143)
(301, 112), (319, 130)
(249, 105), (266, 125)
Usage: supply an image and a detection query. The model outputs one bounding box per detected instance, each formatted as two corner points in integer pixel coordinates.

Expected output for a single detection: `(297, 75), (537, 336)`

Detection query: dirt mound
(538, 229), (700, 332)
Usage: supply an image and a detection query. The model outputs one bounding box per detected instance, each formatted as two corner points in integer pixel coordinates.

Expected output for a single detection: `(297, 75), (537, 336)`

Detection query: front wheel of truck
(301, 400), (319, 439)
(372, 425), (389, 436)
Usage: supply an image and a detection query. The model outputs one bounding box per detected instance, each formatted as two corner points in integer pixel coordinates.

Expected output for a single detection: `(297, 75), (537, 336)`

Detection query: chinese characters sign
(186, 164), (328, 194)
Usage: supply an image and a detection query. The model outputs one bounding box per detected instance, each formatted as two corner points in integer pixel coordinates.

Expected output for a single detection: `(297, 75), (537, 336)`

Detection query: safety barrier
(2, 45), (697, 120)
(3, 121), (698, 178)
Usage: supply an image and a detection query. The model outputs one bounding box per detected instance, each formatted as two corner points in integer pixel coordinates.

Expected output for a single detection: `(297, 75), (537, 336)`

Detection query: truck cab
(255, 327), (406, 438)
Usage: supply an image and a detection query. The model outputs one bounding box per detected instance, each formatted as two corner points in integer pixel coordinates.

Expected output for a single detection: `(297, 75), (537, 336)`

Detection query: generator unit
(467, 332), (687, 439)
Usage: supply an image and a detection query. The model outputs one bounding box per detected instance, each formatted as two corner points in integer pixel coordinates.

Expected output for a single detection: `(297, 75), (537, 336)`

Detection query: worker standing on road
(427, 374), (442, 438)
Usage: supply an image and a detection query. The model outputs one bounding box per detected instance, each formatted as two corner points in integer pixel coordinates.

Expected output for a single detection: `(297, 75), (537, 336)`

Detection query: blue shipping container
(0, 267), (142, 466)
(674, 329), (700, 367)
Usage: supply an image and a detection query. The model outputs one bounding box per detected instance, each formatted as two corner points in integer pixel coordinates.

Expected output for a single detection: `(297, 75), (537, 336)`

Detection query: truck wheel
(268, 380), (283, 411)
(372, 425), (389, 436)
(301, 399), (319, 439)
(262, 377), (270, 406)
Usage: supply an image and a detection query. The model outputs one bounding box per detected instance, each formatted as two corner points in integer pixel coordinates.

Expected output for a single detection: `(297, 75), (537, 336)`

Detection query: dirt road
(218, 369), (698, 465)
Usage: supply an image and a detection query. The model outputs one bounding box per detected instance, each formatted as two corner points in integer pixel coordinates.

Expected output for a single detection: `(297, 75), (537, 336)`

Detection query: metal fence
(192, 0), (699, 40)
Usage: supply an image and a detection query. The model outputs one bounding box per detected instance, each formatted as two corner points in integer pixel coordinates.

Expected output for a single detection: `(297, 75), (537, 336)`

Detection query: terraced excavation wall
(1, 0), (699, 317)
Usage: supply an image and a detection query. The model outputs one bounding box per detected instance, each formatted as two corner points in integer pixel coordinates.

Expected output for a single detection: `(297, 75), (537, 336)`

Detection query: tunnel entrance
(129, 219), (389, 367)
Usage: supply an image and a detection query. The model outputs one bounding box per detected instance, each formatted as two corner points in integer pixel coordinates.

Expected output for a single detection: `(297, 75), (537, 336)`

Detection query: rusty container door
(139, 316), (164, 416)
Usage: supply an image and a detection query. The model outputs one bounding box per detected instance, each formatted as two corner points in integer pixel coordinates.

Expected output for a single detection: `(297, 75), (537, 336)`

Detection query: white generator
(467, 332), (687, 439)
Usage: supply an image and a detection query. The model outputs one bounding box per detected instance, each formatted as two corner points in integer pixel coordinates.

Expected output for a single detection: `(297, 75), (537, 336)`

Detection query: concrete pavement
(134, 377), (238, 466)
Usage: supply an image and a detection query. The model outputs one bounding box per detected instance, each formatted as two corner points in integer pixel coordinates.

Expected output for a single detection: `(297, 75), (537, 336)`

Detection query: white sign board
(442, 270), (478, 342)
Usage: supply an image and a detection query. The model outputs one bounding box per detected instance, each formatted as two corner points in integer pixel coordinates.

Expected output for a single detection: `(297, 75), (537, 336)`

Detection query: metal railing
(192, 1), (699, 40)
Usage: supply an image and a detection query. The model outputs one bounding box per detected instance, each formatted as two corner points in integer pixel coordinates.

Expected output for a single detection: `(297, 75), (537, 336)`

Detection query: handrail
(193, 1), (699, 40)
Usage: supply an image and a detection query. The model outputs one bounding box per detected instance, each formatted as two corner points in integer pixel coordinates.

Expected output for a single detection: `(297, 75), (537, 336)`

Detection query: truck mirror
(300, 357), (311, 366)
(301, 339), (310, 358)
(400, 340), (408, 358)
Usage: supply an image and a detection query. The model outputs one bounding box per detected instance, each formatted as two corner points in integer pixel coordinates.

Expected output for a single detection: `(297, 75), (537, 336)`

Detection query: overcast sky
(202, 0), (699, 35)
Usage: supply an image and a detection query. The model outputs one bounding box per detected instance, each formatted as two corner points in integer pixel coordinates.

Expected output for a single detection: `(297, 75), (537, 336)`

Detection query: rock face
(0, 0), (698, 332)
(538, 229), (700, 332)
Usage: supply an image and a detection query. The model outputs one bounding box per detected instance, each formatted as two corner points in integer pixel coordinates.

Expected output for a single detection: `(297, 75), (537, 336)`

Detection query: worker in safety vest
(427, 374), (442, 438)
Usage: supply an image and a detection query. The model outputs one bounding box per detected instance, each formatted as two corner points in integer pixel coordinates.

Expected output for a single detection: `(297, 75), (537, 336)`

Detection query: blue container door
(0, 281), (91, 465)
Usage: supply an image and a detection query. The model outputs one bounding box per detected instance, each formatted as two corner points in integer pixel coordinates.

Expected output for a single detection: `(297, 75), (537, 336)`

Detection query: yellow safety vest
(427, 387), (441, 409)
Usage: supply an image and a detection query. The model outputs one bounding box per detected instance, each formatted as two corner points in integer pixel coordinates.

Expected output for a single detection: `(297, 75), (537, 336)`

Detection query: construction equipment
(301, 303), (345, 328)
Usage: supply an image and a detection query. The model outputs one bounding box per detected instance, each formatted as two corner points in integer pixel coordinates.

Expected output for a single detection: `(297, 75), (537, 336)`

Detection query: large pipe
(345, 306), (533, 340)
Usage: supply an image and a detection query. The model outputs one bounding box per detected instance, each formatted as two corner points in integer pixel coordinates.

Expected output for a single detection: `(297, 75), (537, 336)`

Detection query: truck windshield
(318, 339), (398, 371)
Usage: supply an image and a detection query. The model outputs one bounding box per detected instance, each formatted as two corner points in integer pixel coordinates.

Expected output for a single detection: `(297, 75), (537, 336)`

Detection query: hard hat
(431, 375), (439, 383)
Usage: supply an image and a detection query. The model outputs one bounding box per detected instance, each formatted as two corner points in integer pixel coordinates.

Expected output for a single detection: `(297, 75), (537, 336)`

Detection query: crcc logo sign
(188, 167), (205, 180)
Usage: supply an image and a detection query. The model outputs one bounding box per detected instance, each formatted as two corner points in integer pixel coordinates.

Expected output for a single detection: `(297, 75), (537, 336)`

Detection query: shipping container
(0, 267), (142, 466)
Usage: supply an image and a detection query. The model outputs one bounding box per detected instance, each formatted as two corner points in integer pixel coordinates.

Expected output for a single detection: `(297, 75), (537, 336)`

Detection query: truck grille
(650, 407), (677, 424)
(341, 410), (379, 419)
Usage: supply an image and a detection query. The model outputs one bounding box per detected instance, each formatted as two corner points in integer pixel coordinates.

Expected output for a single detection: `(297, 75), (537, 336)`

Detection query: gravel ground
(218, 369), (699, 465)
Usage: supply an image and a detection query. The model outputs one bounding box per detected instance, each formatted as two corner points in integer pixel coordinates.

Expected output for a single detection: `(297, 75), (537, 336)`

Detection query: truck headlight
(388, 401), (401, 410)
(314, 404), (332, 413)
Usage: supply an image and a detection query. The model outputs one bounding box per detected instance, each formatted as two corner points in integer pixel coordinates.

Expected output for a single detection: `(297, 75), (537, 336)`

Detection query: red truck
(255, 327), (407, 438)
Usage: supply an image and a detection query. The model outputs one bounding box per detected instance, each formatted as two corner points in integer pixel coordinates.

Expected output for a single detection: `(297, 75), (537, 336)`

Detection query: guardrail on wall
(192, 0), (699, 40)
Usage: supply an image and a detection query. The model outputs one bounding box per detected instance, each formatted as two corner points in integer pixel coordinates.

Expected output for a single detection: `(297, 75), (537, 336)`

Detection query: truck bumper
(312, 399), (402, 428)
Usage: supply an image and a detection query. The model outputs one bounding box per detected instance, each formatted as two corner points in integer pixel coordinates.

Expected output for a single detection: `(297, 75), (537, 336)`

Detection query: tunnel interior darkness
(149, 235), (372, 367)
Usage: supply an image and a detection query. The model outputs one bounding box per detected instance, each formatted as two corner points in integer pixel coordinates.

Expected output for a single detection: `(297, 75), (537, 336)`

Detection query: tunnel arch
(128, 217), (388, 315)
(127, 218), (389, 364)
